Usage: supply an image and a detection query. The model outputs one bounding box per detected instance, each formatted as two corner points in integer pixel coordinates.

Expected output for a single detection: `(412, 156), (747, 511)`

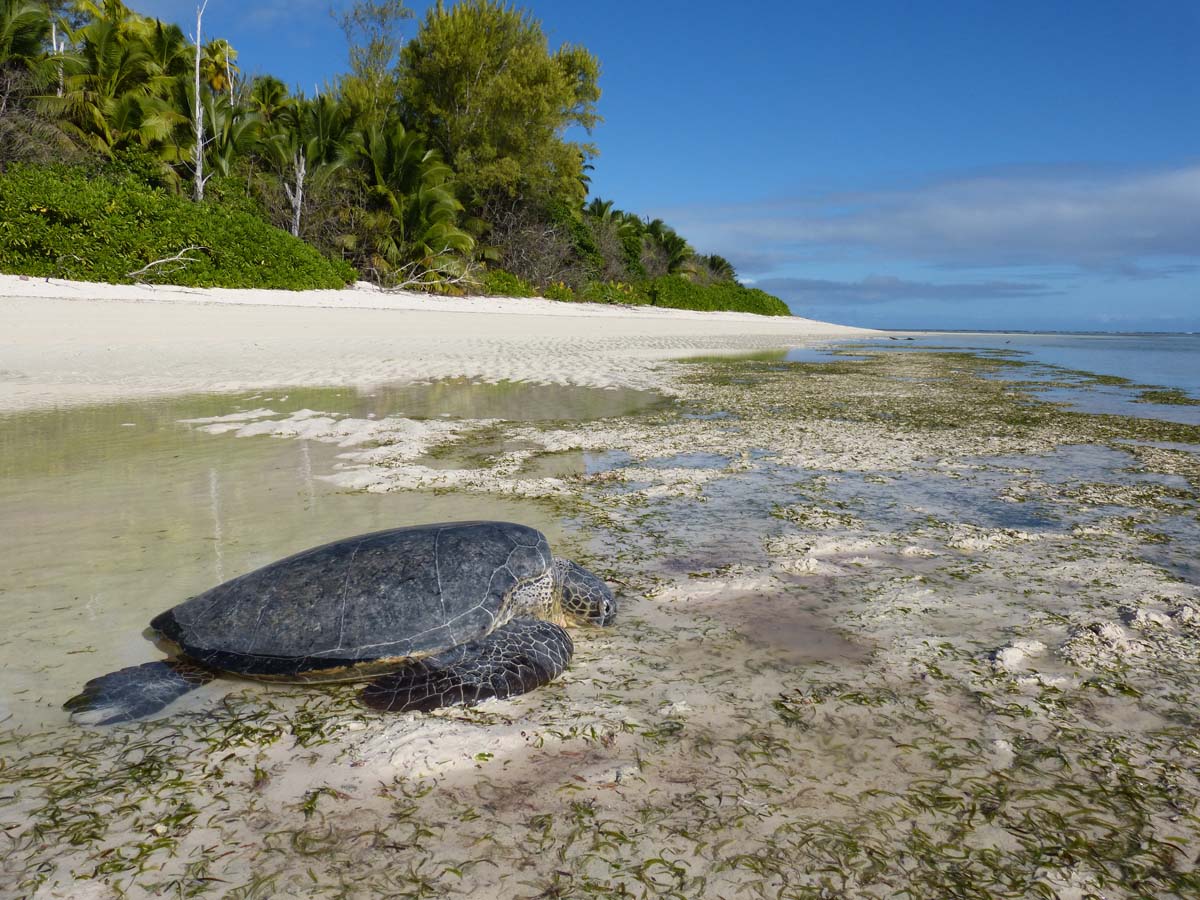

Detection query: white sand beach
(0, 275), (874, 412)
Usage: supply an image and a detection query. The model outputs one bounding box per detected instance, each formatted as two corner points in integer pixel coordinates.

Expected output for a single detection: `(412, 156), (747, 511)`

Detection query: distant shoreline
(891, 328), (1200, 337)
(0, 275), (877, 413)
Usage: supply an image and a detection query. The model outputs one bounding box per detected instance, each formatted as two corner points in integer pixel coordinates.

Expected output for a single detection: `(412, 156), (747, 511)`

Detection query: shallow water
(712, 594), (871, 666)
(348, 377), (664, 421)
(877, 332), (1200, 424)
(0, 380), (654, 730)
(911, 332), (1200, 393)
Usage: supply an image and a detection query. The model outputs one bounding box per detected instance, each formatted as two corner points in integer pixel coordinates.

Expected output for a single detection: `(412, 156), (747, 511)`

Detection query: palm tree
(644, 218), (695, 275)
(200, 37), (236, 102)
(347, 119), (474, 286)
(248, 74), (288, 124)
(40, 6), (190, 158)
(203, 91), (259, 178)
(43, 15), (154, 153)
(585, 196), (614, 221)
(0, 1), (76, 166)
(0, 0), (49, 67)
(139, 16), (190, 93)
(702, 253), (736, 282)
(260, 93), (353, 236)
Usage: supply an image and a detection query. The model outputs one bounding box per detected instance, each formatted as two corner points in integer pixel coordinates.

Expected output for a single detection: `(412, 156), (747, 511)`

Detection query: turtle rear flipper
(64, 660), (216, 725)
(360, 618), (573, 713)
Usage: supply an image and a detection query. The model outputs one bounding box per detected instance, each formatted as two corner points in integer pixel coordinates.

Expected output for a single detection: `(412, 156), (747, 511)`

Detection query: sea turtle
(64, 521), (616, 725)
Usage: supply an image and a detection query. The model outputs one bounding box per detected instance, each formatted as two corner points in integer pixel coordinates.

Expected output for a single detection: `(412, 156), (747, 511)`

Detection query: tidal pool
(0, 380), (658, 731)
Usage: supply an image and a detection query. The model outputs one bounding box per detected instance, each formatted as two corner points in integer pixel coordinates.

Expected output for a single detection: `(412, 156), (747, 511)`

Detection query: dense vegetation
(0, 0), (791, 314)
(0, 162), (355, 287)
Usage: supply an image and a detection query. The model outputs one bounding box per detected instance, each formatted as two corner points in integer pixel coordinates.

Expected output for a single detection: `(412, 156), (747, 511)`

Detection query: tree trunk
(283, 150), (306, 238)
(51, 22), (62, 97)
(192, 2), (208, 202)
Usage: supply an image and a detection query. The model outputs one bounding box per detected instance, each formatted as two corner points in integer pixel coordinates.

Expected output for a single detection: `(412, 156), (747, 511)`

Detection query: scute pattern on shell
(152, 522), (553, 678)
(359, 617), (573, 713)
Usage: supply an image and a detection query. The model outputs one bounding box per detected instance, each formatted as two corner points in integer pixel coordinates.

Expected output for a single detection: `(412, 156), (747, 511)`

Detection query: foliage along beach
(0, 0), (787, 314)
(3, 2), (1200, 900)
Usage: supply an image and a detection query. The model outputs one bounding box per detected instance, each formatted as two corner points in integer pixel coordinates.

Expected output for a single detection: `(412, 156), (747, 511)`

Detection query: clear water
(816, 332), (1200, 425)
(782, 347), (869, 364)
(901, 332), (1200, 395)
(0, 381), (658, 730)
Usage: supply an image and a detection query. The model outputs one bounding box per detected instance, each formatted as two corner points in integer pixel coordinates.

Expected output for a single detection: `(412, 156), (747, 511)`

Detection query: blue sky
(137, 0), (1198, 330)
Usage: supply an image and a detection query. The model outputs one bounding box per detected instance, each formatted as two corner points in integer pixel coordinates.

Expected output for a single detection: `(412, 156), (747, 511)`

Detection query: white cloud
(757, 274), (1060, 306)
(667, 162), (1200, 276)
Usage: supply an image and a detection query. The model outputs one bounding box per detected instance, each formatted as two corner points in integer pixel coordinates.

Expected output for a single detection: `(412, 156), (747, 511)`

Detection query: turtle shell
(150, 521), (553, 679)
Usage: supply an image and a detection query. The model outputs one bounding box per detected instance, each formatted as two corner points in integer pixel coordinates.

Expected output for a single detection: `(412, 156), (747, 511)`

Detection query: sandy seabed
(3, 278), (1200, 899)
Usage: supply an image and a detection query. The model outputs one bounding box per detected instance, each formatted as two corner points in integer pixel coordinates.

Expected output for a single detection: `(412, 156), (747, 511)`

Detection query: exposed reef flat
(4, 346), (1200, 899)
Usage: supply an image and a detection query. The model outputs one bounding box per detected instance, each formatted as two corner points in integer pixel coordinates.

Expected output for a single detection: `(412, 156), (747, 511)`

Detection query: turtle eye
(597, 594), (617, 626)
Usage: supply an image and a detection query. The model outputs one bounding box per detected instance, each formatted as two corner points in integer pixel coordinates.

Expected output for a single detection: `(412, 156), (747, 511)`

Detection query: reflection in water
(208, 467), (224, 583)
(0, 379), (647, 730)
(348, 378), (663, 422)
(299, 440), (315, 505)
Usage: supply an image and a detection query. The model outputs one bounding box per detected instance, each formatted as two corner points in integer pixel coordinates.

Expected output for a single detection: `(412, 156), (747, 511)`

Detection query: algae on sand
(3, 351), (1200, 898)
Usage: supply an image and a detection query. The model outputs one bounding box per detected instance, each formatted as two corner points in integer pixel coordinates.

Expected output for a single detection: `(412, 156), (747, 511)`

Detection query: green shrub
(620, 231), (646, 279)
(644, 275), (791, 316)
(100, 147), (176, 192)
(542, 280), (576, 302)
(579, 280), (651, 305)
(481, 268), (534, 297)
(0, 164), (356, 289)
(545, 199), (604, 279)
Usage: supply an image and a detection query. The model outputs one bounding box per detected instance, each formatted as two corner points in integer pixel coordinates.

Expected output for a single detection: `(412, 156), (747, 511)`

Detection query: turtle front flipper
(360, 618), (573, 713)
(64, 659), (217, 725)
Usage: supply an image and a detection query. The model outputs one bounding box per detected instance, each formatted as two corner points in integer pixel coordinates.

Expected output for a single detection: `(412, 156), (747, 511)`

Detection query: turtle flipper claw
(64, 660), (216, 725)
(360, 618), (573, 713)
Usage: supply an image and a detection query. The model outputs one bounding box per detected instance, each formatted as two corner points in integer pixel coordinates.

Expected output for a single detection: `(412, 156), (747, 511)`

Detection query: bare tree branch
(126, 246), (209, 282)
(379, 250), (479, 292)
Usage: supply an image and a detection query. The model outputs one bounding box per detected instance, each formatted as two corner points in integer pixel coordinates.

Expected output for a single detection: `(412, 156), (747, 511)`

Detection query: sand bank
(0, 275), (874, 412)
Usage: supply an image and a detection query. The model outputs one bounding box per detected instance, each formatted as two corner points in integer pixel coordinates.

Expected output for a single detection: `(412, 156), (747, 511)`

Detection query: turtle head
(553, 558), (617, 626)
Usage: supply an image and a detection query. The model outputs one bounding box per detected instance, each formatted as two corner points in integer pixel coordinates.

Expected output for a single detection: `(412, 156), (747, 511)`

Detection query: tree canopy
(0, 0), (790, 314)
(397, 0), (600, 212)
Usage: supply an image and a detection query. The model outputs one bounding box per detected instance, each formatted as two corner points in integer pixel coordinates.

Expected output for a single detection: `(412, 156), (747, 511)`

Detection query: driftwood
(126, 246), (209, 282)
(378, 251), (479, 293)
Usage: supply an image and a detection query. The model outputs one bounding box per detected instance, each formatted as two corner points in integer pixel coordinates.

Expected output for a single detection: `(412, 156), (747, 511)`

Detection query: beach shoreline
(0, 275), (876, 413)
